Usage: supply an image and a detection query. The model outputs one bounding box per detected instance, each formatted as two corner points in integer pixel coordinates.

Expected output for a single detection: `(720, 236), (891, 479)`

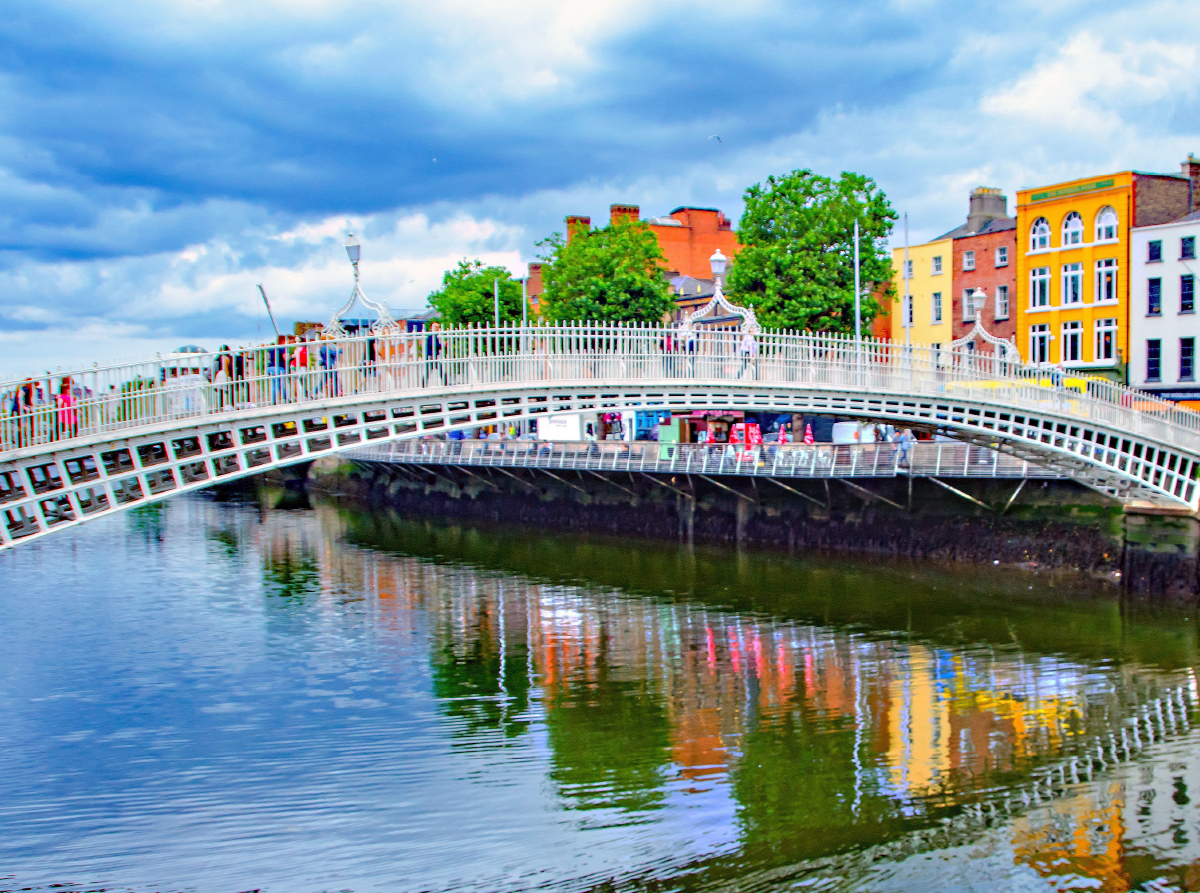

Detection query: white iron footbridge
(3, 323), (1200, 549)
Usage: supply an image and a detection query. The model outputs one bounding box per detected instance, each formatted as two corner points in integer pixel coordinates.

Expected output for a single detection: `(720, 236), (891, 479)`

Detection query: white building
(1130, 209), (1200, 407)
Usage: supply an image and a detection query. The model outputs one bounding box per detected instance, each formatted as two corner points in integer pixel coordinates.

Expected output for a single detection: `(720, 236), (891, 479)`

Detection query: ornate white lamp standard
(325, 233), (400, 337)
(948, 287), (1020, 370)
(677, 249), (760, 334)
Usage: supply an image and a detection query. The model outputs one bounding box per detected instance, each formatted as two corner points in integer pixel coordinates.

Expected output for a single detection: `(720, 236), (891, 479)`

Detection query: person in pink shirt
(56, 377), (78, 439)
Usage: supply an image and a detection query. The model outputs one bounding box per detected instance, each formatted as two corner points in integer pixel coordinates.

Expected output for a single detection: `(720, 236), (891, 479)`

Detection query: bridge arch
(3, 324), (1199, 548)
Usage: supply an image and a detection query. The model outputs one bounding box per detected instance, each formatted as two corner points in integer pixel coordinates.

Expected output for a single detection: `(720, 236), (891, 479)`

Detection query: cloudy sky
(2, 0), (1199, 376)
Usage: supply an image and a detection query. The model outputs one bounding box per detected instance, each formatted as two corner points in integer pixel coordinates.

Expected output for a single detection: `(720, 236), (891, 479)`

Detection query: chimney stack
(610, 204), (640, 225)
(1184, 154), (1200, 213)
(565, 215), (591, 242)
(966, 187), (1008, 233)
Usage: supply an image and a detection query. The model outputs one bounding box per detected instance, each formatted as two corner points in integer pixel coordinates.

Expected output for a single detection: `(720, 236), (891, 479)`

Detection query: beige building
(890, 237), (954, 346)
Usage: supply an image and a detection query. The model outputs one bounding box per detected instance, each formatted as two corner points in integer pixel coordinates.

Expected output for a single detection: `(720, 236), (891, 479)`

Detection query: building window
(1095, 258), (1118, 303)
(1148, 240), (1162, 262)
(963, 250), (975, 271)
(1147, 339), (1162, 381)
(1061, 320), (1082, 362)
(962, 289), (976, 322)
(1030, 218), (1050, 251)
(995, 245), (1009, 267)
(1183, 236), (1196, 260)
(1149, 278), (1162, 315)
(1182, 338), (1196, 381)
(1063, 211), (1084, 246)
(932, 292), (942, 324)
(1030, 324), (1050, 364)
(995, 285), (1009, 320)
(1031, 267), (1051, 308)
(1095, 206), (1118, 242)
(1062, 262), (1083, 304)
(1095, 318), (1117, 362)
(904, 259), (913, 279)
(1183, 274), (1195, 313)
(906, 295), (914, 327)
(932, 256), (943, 275)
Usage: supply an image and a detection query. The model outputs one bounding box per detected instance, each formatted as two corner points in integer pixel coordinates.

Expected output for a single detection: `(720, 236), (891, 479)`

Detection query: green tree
(537, 220), (674, 324)
(727, 170), (897, 334)
(428, 259), (525, 326)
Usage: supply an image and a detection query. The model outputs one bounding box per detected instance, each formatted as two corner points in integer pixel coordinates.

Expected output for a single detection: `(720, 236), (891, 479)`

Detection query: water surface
(2, 494), (1200, 892)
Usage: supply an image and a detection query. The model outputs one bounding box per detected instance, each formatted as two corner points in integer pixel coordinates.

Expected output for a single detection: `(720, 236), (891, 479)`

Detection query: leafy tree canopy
(428, 259), (525, 327)
(727, 170), (897, 334)
(537, 220), (674, 324)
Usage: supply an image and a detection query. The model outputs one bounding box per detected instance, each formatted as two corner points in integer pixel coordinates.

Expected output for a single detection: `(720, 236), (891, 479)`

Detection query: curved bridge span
(3, 324), (1199, 548)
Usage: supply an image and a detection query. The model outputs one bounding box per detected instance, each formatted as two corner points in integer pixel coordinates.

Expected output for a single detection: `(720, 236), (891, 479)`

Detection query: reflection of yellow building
(1015, 169), (1191, 380)
(891, 238), (953, 347)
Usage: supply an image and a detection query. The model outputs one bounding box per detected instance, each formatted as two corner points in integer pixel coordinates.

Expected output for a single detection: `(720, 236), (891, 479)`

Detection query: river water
(3, 492), (1200, 893)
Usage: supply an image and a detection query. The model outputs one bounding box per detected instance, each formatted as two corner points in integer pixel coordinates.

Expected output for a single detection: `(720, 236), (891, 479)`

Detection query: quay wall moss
(314, 460), (1199, 599)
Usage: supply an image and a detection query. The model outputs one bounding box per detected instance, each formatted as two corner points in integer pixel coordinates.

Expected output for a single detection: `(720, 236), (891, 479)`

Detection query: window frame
(1030, 218), (1050, 251)
(1148, 240), (1163, 263)
(1183, 274), (1195, 314)
(995, 285), (1009, 320)
(1095, 258), (1118, 304)
(1030, 266), (1051, 308)
(1095, 206), (1118, 242)
(962, 250), (975, 271)
(931, 256), (943, 275)
(1030, 324), (1050, 364)
(1182, 236), (1196, 260)
(1061, 262), (1083, 305)
(1147, 339), (1162, 382)
(1061, 320), (1083, 363)
(1062, 211), (1084, 246)
(962, 288), (976, 323)
(1094, 318), (1117, 362)
(932, 291), (942, 324)
(1182, 337), (1196, 381)
(1148, 278), (1162, 316)
(995, 245), (1009, 267)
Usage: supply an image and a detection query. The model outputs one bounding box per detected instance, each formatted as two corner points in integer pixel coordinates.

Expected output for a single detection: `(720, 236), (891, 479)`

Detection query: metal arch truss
(2, 379), (1197, 550)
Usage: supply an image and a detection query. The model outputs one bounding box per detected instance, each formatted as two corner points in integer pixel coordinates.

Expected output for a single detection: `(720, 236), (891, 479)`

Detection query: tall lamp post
(710, 248), (727, 293)
(326, 233), (398, 336)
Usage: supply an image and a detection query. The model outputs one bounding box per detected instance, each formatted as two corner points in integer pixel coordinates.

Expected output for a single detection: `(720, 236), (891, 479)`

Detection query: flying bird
(708, 135), (722, 143)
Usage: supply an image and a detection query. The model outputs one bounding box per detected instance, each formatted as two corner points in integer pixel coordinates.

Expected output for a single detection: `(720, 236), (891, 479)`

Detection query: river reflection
(2, 495), (1200, 892)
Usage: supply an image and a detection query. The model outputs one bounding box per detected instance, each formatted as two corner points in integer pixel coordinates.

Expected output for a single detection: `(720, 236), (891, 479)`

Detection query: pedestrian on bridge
(738, 331), (758, 380)
(56, 378), (78, 440)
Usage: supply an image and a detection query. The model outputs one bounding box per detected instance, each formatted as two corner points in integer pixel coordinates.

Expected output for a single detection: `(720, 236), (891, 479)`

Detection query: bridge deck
(350, 439), (1068, 481)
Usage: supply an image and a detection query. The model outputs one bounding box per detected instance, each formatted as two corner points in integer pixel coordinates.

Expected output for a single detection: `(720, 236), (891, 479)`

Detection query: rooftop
(935, 217), (1017, 241)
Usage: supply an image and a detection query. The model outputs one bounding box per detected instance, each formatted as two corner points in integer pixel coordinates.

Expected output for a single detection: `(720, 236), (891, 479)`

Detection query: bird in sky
(708, 135), (722, 143)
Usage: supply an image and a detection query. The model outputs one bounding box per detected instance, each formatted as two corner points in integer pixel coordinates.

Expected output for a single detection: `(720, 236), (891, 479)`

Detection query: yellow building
(1015, 169), (1191, 380)
(890, 237), (953, 347)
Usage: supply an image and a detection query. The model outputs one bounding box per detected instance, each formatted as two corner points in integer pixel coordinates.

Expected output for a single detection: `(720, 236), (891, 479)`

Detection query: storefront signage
(1030, 179), (1115, 203)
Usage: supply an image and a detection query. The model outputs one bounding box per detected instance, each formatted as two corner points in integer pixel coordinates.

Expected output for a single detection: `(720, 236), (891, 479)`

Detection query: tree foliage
(537, 220), (674, 324)
(726, 170), (897, 334)
(428, 259), (525, 327)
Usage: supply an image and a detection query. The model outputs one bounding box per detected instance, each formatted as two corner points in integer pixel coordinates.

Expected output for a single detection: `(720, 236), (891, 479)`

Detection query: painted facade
(889, 237), (954, 347)
(1015, 169), (1192, 380)
(937, 188), (1017, 353)
(1129, 209), (1200, 407)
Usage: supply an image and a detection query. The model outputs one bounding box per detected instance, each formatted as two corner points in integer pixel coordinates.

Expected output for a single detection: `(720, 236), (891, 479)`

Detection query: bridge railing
(353, 438), (1064, 480)
(3, 322), (1199, 456)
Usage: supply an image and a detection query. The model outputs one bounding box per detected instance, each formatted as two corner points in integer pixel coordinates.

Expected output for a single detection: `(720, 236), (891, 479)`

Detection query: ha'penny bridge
(3, 308), (1200, 550)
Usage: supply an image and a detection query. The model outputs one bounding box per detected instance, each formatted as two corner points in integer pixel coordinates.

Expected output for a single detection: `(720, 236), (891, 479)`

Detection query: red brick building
(526, 204), (741, 315)
(936, 188), (1017, 351)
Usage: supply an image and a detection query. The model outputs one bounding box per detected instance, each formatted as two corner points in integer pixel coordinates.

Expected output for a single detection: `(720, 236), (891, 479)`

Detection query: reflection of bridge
(3, 324), (1200, 548)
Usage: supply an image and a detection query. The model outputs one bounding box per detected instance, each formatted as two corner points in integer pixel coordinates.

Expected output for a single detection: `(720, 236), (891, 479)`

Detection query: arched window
(1095, 206), (1118, 242)
(1030, 217), (1050, 251)
(1062, 211), (1084, 246)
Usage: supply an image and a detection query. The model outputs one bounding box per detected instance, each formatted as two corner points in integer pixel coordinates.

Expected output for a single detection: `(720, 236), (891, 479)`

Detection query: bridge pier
(279, 460), (315, 490)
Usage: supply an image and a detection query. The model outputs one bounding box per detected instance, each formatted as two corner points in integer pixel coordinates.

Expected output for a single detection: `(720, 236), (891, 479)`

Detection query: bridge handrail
(3, 322), (1199, 456)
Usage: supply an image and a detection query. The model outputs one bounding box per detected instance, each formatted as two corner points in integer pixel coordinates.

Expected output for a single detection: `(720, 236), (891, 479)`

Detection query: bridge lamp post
(709, 249), (727, 292)
(345, 234), (361, 279)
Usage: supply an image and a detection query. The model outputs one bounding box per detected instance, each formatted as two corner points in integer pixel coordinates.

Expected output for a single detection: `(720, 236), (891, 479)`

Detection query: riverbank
(298, 459), (1200, 600)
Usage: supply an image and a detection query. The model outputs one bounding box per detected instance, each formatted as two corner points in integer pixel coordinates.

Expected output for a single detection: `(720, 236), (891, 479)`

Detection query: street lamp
(325, 232), (397, 336)
(970, 287), (987, 320)
(710, 249), (727, 290)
